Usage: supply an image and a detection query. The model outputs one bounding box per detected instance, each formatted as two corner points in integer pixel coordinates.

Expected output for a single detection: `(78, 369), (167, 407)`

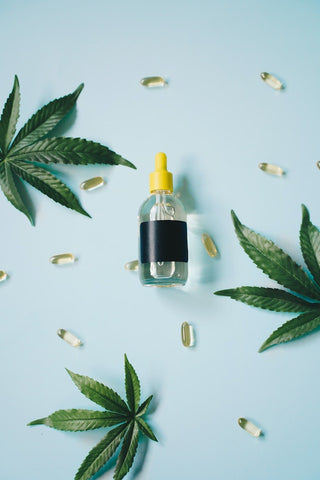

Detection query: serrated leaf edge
(215, 286), (320, 312)
(114, 421), (139, 480)
(259, 310), (320, 352)
(300, 204), (320, 287)
(75, 422), (129, 480)
(0, 75), (20, 153)
(124, 354), (141, 414)
(231, 210), (320, 301)
(66, 369), (130, 415)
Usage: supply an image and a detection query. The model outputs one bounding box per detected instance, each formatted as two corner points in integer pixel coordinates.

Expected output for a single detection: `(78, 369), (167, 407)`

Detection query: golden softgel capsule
(258, 162), (284, 176)
(181, 322), (195, 347)
(49, 253), (75, 265)
(140, 76), (166, 88)
(80, 176), (105, 191)
(260, 72), (283, 90)
(0, 270), (8, 282)
(201, 233), (218, 257)
(238, 417), (261, 437)
(57, 328), (82, 347)
(125, 260), (139, 271)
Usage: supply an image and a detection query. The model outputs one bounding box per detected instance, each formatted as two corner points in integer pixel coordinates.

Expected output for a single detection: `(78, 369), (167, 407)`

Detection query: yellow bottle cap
(149, 152), (173, 193)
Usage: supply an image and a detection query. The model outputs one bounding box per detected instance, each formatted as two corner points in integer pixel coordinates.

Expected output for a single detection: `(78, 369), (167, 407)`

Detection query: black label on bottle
(140, 220), (188, 264)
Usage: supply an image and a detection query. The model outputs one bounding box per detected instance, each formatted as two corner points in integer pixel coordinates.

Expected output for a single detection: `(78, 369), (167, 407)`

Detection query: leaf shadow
(89, 431), (155, 480)
(267, 324), (320, 352)
(82, 389), (159, 480)
(131, 436), (149, 479)
(91, 451), (118, 480)
(15, 173), (36, 223)
(71, 427), (121, 480)
(131, 390), (159, 479)
(47, 107), (78, 138)
(142, 389), (160, 417)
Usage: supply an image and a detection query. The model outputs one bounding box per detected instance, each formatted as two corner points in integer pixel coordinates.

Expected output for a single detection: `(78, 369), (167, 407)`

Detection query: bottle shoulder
(138, 192), (187, 222)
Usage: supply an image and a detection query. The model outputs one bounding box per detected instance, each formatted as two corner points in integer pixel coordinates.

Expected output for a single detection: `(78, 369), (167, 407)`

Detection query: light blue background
(1, 0), (320, 479)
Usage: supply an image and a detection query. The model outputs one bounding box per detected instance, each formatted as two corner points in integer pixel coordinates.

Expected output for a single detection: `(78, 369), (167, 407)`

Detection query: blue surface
(1, 0), (320, 478)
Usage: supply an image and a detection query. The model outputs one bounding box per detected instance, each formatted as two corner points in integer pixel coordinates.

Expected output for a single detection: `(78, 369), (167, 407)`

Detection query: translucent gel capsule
(201, 233), (218, 257)
(49, 253), (75, 265)
(57, 328), (82, 347)
(238, 417), (261, 437)
(140, 76), (167, 88)
(181, 321), (195, 347)
(0, 270), (8, 282)
(316, 161), (320, 170)
(125, 260), (139, 271)
(80, 176), (105, 191)
(258, 162), (284, 176)
(260, 72), (283, 90)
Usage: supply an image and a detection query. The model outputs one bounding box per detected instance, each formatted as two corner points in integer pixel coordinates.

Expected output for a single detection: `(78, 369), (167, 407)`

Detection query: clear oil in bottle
(138, 153), (188, 287)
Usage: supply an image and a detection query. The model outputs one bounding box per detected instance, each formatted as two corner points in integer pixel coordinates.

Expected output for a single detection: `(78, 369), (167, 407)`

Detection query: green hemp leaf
(0, 76), (136, 225)
(28, 355), (157, 480)
(215, 205), (320, 352)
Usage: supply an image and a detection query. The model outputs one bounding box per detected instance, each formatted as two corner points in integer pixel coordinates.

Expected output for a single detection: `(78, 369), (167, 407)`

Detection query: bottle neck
(151, 190), (173, 195)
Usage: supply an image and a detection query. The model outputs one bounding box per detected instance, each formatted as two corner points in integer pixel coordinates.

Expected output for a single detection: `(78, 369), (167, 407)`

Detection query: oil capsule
(49, 253), (75, 265)
(124, 260), (139, 271)
(80, 176), (105, 191)
(201, 233), (218, 257)
(238, 417), (261, 437)
(57, 328), (82, 347)
(316, 161), (320, 170)
(0, 270), (8, 282)
(140, 76), (167, 88)
(260, 72), (283, 90)
(258, 162), (284, 176)
(181, 321), (195, 347)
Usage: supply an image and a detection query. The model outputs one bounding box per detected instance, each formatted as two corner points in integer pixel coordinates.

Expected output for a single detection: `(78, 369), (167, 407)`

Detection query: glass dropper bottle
(138, 152), (188, 287)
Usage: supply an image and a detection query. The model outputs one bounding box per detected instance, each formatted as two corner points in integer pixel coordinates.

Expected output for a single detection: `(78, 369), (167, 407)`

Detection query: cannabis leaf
(0, 76), (136, 225)
(259, 311), (320, 352)
(215, 206), (320, 352)
(215, 287), (319, 312)
(300, 205), (320, 286)
(124, 352), (140, 413)
(0, 75), (20, 153)
(28, 355), (157, 480)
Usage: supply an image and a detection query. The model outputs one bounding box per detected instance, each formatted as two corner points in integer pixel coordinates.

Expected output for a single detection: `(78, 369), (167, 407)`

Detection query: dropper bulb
(155, 152), (167, 171)
(149, 152), (173, 193)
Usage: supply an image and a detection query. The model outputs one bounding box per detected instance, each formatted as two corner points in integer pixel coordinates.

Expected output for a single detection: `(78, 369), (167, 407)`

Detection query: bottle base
(141, 279), (187, 287)
(139, 262), (188, 287)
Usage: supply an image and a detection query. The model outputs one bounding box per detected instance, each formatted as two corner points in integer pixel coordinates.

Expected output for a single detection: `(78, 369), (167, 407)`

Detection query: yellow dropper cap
(149, 152), (173, 193)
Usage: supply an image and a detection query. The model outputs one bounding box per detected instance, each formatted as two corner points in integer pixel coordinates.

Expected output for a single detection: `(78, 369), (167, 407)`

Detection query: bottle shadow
(175, 174), (219, 286)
